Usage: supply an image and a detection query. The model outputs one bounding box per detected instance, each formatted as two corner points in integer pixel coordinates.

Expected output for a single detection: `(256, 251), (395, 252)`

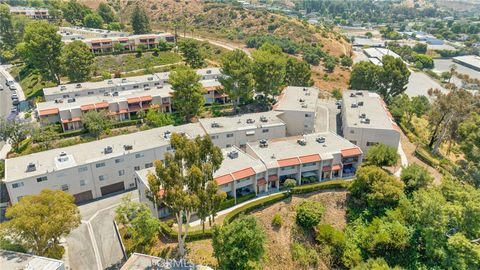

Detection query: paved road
(66, 190), (138, 270)
(0, 70), (12, 151)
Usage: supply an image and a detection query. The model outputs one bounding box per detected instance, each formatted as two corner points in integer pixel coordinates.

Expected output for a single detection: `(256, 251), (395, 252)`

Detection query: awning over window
(215, 174), (233, 185)
(232, 167), (255, 180)
(341, 147), (362, 157)
(277, 157), (300, 167)
(257, 178), (267, 186)
(39, 108), (59, 116)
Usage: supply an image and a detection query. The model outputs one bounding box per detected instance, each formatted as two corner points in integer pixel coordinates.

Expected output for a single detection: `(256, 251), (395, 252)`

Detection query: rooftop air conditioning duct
(228, 150), (239, 159)
(316, 137), (325, 143)
(26, 163), (36, 172)
(123, 145), (133, 151)
(246, 118), (255, 124)
(259, 139), (268, 148)
(104, 146), (113, 154)
(297, 139), (307, 146)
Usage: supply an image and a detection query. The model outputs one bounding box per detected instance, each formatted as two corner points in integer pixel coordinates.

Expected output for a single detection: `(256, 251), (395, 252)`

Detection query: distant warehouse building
(363, 47), (401, 65)
(341, 90), (401, 153)
(453, 55), (480, 72)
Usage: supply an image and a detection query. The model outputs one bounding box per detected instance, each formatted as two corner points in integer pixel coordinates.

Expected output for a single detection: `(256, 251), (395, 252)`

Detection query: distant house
(9, 6), (49, 19)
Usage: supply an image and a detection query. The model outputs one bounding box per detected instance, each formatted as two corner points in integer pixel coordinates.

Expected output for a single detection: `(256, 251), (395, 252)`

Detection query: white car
(11, 93), (18, 99)
(9, 84), (17, 91)
(6, 79), (14, 86)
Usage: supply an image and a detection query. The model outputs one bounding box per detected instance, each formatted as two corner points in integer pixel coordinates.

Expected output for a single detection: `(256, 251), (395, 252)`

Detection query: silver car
(9, 84), (17, 91)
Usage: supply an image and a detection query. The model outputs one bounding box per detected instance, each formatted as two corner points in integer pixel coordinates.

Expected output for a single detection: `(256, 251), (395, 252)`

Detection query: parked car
(9, 84), (17, 91)
(10, 107), (18, 114)
(12, 99), (20, 106)
(11, 93), (18, 99)
(6, 79), (14, 86)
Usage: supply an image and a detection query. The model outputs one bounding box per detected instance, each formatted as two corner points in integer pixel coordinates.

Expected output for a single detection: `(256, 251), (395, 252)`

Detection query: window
(135, 153), (144, 158)
(115, 158), (124, 164)
(96, 162), (106, 168)
(302, 162), (316, 167)
(88, 91), (94, 95)
(366, 142), (378, 147)
(133, 85), (139, 89)
(12, 182), (24, 189)
(134, 166), (140, 171)
(236, 177), (250, 184)
(262, 129), (269, 133)
(280, 166), (296, 171)
(80, 179), (86, 186)
(305, 114), (311, 117)
(350, 130), (354, 134)
(226, 133), (234, 138)
(78, 166), (88, 173)
(61, 184), (69, 191)
(350, 140), (357, 145)
(99, 175), (107, 181)
(226, 144), (232, 148)
(36, 176), (48, 182)
(129, 183), (135, 188)
(211, 135), (218, 139)
(145, 163), (153, 168)
(119, 170), (125, 176)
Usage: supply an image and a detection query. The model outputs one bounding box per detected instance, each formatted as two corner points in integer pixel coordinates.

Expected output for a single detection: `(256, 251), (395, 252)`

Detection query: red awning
(139, 96), (153, 102)
(95, 102), (109, 109)
(268, 175), (278, 182)
(80, 104), (95, 111)
(299, 154), (321, 163)
(61, 117), (81, 123)
(332, 164), (342, 171)
(322, 166), (331, 172)
(127, 97), (141, 104)
(257, 178), (267, 186)
(232, 167), (255, 180)
(277, 157), (300, 167)
(341, 147), (362, 158)
(38, 108), (59, 116)
(215, 174), (234, 185)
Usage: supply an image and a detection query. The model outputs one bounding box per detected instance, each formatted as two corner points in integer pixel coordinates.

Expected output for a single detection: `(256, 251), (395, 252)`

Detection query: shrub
(291, 180), (351, 194)
(295, 200), (324, 229)
(316, 224), (345, 261)
(272, 213), (283, 227)
(291, 242), (319, 268)
(224, 193), (289, 224)
(284, 179), (297, 190)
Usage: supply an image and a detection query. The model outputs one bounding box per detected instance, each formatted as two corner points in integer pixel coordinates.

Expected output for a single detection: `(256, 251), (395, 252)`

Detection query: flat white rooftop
(0, 250), (64, 270)
(273, 86), (319, 112)
(363, 47), (401, 62)
(248, 132), (359, 168)
(5, 124), (206, 182)
(214, 146), (266, 178)
(199, 111), (285, 134)
(342, 90), (399, 131)
(453, 55), (480, 70)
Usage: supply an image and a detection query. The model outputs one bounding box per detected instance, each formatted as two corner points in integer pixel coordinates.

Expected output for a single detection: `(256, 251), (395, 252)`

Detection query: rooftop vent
(303, 88), (308, 91)
(107, 80), (113, 84)
(361, 118), (370, 124)
(228, 150), (239, 159)
(305, 92), (311, 96)
(144, 87), (151, 91)
(316, 137), (326, 143)
(59, 151), (67, 157)
(206, 69), (212, 74)
(271, 154), (276, 159)
(123, 144), (133, 151)
(60, 85), (66, 91)
(246, 118), (255, 124)
(211, 122), (220, 128)
(163, 130), (172, 139)
(57, 152), (69, 162)
(356, 92), (363, 96)
(358, 101), (364, 106)
(359, 113), (366, 119)
(350, 93), (355, 97)
(351, 102), (358, 108)
(75, 84), (82, 88)
(104, 92), (109, 96)
(104, 146), (113, 154)
(259, 139), (268, 148)
(67, 98), (76, 103)
(148, 77), (153, 81)
(26, 163), (36, 172)
(299, 98), (305, 102)
(54, 99), (63, 104)
(297, 139), (307, 146)
(113, 91), (119, 96)
(301, 103), (308, 108)
(260, 116), (268, 122)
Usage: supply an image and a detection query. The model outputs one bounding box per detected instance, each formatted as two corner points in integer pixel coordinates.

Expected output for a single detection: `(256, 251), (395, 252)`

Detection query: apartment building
(5, 124), (206, 204)
(1, 250), (64, 270)
(42, 68), (221, 101)
(273, 86), (319, 135)
(198, 111), (287, 149)
(37, 87), (173, 131)
(9, 6), (49, 19)
(341, 90), (401, 153)
(136, 131), (362, 218)
(59, 26), (128, 40)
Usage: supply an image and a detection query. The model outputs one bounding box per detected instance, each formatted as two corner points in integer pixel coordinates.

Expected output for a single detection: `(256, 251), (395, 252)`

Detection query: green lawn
(93, 51), (183, 74)
(9, 66), (56, 99)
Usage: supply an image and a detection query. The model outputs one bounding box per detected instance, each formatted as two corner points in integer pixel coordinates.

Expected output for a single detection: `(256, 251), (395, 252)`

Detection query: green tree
(97, 3), (116, 24)
(445, 233), (480, 270)
(0, 118), (32, 152)
(148, 133), (223, 257)
(340, 55), (353, 67)
(349, 166), (404, 213)
(400, 164), (433, 195)
(212, 215), (266, 270)
(130, 5), (151, 34)
(31, 124), (60, 150)
(107, 22), (123, 31)
(178, 39), (206, 69)
(332, 89), (342, 100)
(324, 57), (336, 72)
(252, 45), (286, 104)
(0, 4), (16, 50)
(1, 190), (80, 259)
(144, 109), (174, 127)
(20, 21), (63, 83)
(197, 180), (227, 232)
(349, 61), (382, 91)
(353, 258), (401, 270)
(61, 40), (95, 82)
(284, 178), (297, 193)
(295, 200), (324, 229)
(83, 13), (104, 29)
(365, 144), (399, 168)
(457, 113), (480, 187)
(441, 71), (452, 82)
(61, 0), (91, 26)
(316, 224), (345, 265)
(413, 43), (428, 54)
(378, 55), (410, 102)
(219, 49), (254, 113)
(169, 67), (204, 122)
(413, 54), (434, 69)
(81, 110), (113, 139)
(365, 32), (373, 39)
(285, 57), (312, 86)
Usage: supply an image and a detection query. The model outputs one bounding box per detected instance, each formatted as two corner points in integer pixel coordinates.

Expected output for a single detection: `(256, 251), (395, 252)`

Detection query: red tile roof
(127, 97), (141, 104)
(215, 174), (234, 185)
(80, 104), (95, 111)
(38, 108), (59, 116)
(299, 154), (321, 163)
(257, 178), (267, 186)
(95, 102), (109, 109)
(232, 167), (255, 180)
(277, 157), (300, 167)
(341, 147), (362, 158)
(140, 96), (153, 102)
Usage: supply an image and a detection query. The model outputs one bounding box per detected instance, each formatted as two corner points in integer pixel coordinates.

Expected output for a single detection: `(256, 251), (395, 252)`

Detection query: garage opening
(73, 190), (93, 204)
(100, 182), (125, 196)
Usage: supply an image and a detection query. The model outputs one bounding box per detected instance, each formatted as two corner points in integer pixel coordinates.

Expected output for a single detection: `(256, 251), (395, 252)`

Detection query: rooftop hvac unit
(351, 102), (358, 108)
(75, 83), (82, 88)
(148, 77), (153, 81)
(107, 80), (113, 84)
(246, 118), (255, 124)
(60, 85), (67, 91)
(26, 163), (36, 172)
(350, 93), (355, 97)
(359, 113), (366, 119)
(299, 98), (305, 102)
(356, 91), (363, 96)
(163, 130), (172, 139)
(206, 69), (212, 74)
(54, 99), (63, 103)
(297, 139), (307, 146)
(104, 92), (109, 96)
(59, 151), (67, 157)
(67, 98), (76, 103)
(211, 122), (220, 128)
(358, 101), (364, 106)
(122, 78), (127, 83)
(361, 118), (371, 124)
(259, 139), (268, 148)
(113, 91), (119, 96)
(104, 146), (113, 154)
(144, 87), (151, 91)
(228, 150), (239, 159)
(305, 92), (311, 96)
(301, 103), (308, 108)
(123, 144), (133, 151)
(316, 137), (325, 143)
(303, 88), (308, 91)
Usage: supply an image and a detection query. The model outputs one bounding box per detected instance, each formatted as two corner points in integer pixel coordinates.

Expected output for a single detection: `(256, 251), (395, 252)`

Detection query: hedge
(58, 129), (88, 138)
(291, 180), (352, 195)
(112, 119), (141, 128)
(223, 193), (290, 224)
(158, 220), (213, 242)
(219, 193), (256, 210)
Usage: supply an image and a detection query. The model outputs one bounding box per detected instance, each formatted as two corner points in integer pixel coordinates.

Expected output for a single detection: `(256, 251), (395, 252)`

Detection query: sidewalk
(394, 141), (409, 177)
